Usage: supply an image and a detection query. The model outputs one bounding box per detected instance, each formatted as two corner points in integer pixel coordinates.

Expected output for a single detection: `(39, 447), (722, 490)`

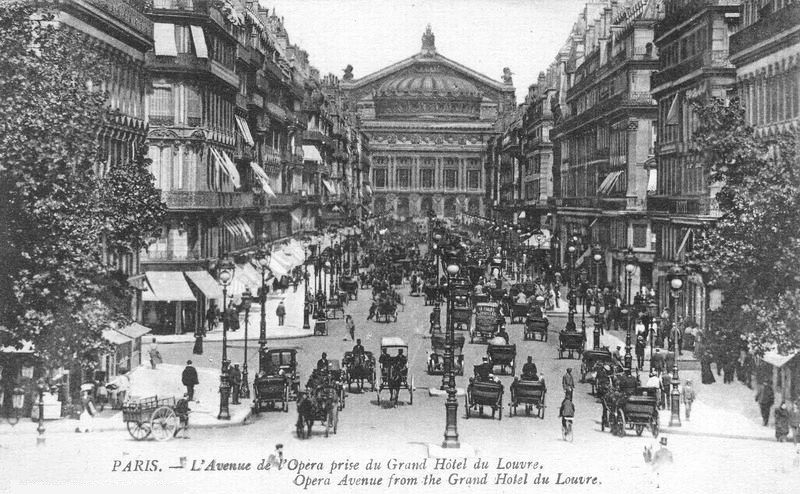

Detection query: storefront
(141, 271), (197, 334)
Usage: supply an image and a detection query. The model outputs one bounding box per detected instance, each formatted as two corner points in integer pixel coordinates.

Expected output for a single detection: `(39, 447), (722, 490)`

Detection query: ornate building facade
(342, 26), (516, 219)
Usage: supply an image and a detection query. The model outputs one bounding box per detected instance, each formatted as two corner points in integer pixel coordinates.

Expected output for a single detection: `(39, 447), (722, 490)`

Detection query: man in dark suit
(181, 360), (199, 401)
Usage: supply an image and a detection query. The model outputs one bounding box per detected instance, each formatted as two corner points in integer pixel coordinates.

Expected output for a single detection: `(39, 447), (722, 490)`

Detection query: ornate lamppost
(647, 291), (658, 372)
(442, 250), (462, 449)
(255, 247), (271, 373)
(217, 259), (235, 420)
(591, 244), (604, 349)
(302, 240), (312, 330)
(668, 265), (686, 427)
(623, 248), (638, 375)
(565, 236), (579, 331)
(240, 287), (252, 400)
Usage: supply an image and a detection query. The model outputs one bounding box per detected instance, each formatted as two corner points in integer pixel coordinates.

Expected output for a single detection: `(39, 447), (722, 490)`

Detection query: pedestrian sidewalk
(0, 364), (251, 435)
(582, 323), (775, 442)
(154, 280), (314, 344)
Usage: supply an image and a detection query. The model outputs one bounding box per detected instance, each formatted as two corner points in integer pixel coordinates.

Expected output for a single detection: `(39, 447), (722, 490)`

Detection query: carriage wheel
(127, 421), (151, 441)
(651, 416), (660, 438)
(408, 376), (414, 405)
(544, 332), (548, 342)
(150, 406), (178, 441)
(539, 402), (545, 419)
(283, 386), (289, 413)
(509, 402), (514, 417)
(635, 424), (644, 436)
(332, 405), (339, 434)
(498, 401), (503, 421)
(464, 398), (470, 419)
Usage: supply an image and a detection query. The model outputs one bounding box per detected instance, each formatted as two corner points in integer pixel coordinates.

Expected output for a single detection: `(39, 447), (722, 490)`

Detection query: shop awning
(210, 147), (241, 188)
(762, 349), (798, 368)
(103, 329), (131, 346)
(221, 151), (241, 188)
(189, 25), (208, 58)
(235, 115), (255, 147)
(184, 270), (223, 300)
(598, 170), (623, 195)
(302, 145), (322, 163)
(116, 322), (151, 340)
(250, 163), (277, 198)
(573, 247), (592, 268)
(153, 23), (177, 56)
(142, 271), (196, 302)
(322, 179), (335, 195)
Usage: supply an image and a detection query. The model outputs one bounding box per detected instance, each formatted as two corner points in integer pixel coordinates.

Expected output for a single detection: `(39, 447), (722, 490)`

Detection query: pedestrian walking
(635, 334), (646, 370)
(562, 368), (575, 399)
(789, 400), (800, 445)
(775, 402), (790, 442)
(175, 394), (191, 439)
(148, 338), (162, 370)
(182, 360), (199, 401)
(345, 314), (355, 341)
(645, 370), (662, 409)
(230, 364), (242, 405)
(660, 371), (672, 410)
(681, 380), (696, 420)
(651, 348), (665, 374)
(276, 301), (286, 326)
(76, 383), (96, 433)
(205, 303), (218, 333)
(756, 381), (775, 426)
(226, 303), (240, 332)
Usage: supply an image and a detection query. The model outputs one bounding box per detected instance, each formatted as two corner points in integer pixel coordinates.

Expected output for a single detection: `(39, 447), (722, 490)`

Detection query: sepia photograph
(0, 0), (798, 492)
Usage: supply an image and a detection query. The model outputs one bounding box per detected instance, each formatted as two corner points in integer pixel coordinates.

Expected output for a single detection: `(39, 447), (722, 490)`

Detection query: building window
(397, 168), (410, 188)
(374, 169), (387, 188)
(421, 168), (434, 189)
(633, 224), (648, 249)
(444, 169), (458, 189)
(150, 86), (174, 126)
(467, 170), (480, 189)
(186, 85), (202, 127)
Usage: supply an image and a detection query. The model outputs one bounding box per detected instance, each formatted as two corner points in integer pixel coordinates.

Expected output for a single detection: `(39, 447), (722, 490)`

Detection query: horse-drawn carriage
(376, 337), (413, 406)
(326, 297), (344, 319)
(343, 350), (376, 392)
(375, 299), (398, 323)
(471, 302), (500, 343)
(253, 375), (291, 413)
(340, 276), (359, 301)
(465, 379), (504, 420)
(558, 331), (586, 359)
(122, 396), (185, 440)
(261, 348), (301, 397)
(487, 343), (516, 376)
(603, 386), (659, 437)
(580, 348), (617, 394)
(509, 379), (546, 418)
(524, 315), (549, 341)
(427, 334), (465, 375)
(296, 383), (339, 439)
(509, 303), (529, 324)
(423, 283), (441, 306)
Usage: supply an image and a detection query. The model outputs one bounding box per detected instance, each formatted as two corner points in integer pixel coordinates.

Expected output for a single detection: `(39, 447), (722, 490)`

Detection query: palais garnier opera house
(342, 26), (516, 220)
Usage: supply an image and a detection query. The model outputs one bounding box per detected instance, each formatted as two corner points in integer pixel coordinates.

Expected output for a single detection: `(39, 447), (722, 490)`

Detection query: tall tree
(0, 3), (164, 370)
(689, 96), (800, 357)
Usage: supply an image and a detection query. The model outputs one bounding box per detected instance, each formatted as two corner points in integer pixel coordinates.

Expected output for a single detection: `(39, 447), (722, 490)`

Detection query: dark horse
(383, 358), (407, 407)
(600, 385), (627, 436)
(347, 353), (374, 392)
(296, 385), (339, 439)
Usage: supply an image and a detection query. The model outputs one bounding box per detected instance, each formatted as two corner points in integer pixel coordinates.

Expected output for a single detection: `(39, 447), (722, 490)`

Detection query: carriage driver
(379, 349), (391, 379)
(316, 353), (330, 372)
(395, 349), (408, 378)
(352, 339), (365, 359)
(497, 325), (510, 345)
(521, 356), (538, 380)
(475, 356), (492, 382)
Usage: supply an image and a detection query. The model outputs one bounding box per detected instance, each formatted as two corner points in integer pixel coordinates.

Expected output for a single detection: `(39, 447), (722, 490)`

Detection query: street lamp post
(565, 236), (578, 331)
(256, 248), (271, 373)
(217, 259), (235, 420)
(36, 378), (46, 445)
(647, 292), (658, 372)
(591, 244), (603, 350)
(623, 248), (638, 375)
(668, 265), (686, 427)
(302, 245), (312, 330)
(442, 254), (461, 449)
(240, 287), (252, 400)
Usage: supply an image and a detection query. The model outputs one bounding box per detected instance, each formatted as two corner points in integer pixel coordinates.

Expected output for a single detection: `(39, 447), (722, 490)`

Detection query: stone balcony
(144, 53), (238, 89)
(161, 190), (258, 211)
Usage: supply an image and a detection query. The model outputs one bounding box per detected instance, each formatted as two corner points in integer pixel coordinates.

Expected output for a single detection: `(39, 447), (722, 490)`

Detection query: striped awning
(184, 270), (223, 300)
(189, 25), (208, 58)
(250, 162), (277, 197)
(210, 147), (241, 188)
(235, 115), (255, 147)
(302, 145), (322, 163)
(598, 171), (623, 195)
(142, 272), (196, 302)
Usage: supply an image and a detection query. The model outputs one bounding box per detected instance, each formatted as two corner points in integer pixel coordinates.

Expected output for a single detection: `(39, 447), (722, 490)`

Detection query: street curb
(154, 332), (316, 345)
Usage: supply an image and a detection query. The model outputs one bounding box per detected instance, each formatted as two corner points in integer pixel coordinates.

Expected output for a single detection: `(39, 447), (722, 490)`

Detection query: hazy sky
(261, 0), (588, 103)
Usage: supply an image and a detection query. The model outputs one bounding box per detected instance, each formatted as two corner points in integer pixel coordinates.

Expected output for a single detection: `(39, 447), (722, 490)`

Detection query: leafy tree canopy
(689, 96), (800, 357)
(0, 2), (164, 370)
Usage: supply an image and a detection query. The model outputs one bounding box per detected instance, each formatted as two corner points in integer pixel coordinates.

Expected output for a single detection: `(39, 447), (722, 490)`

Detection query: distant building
(342, 26), (516, 220)
(649, 0), (741, 326)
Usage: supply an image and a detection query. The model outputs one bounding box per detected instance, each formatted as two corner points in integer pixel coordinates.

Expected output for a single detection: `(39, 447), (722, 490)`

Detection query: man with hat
(651, 348), (665, 375)
(475, 357), (492, 382)
(756, 381), (775, 426)
(635, 334), (646, 370)
(316, 353), (330, 372)
(562, 368), (575, 399)
(521, 356), (538, 381)
(182, 360), (199, 401)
